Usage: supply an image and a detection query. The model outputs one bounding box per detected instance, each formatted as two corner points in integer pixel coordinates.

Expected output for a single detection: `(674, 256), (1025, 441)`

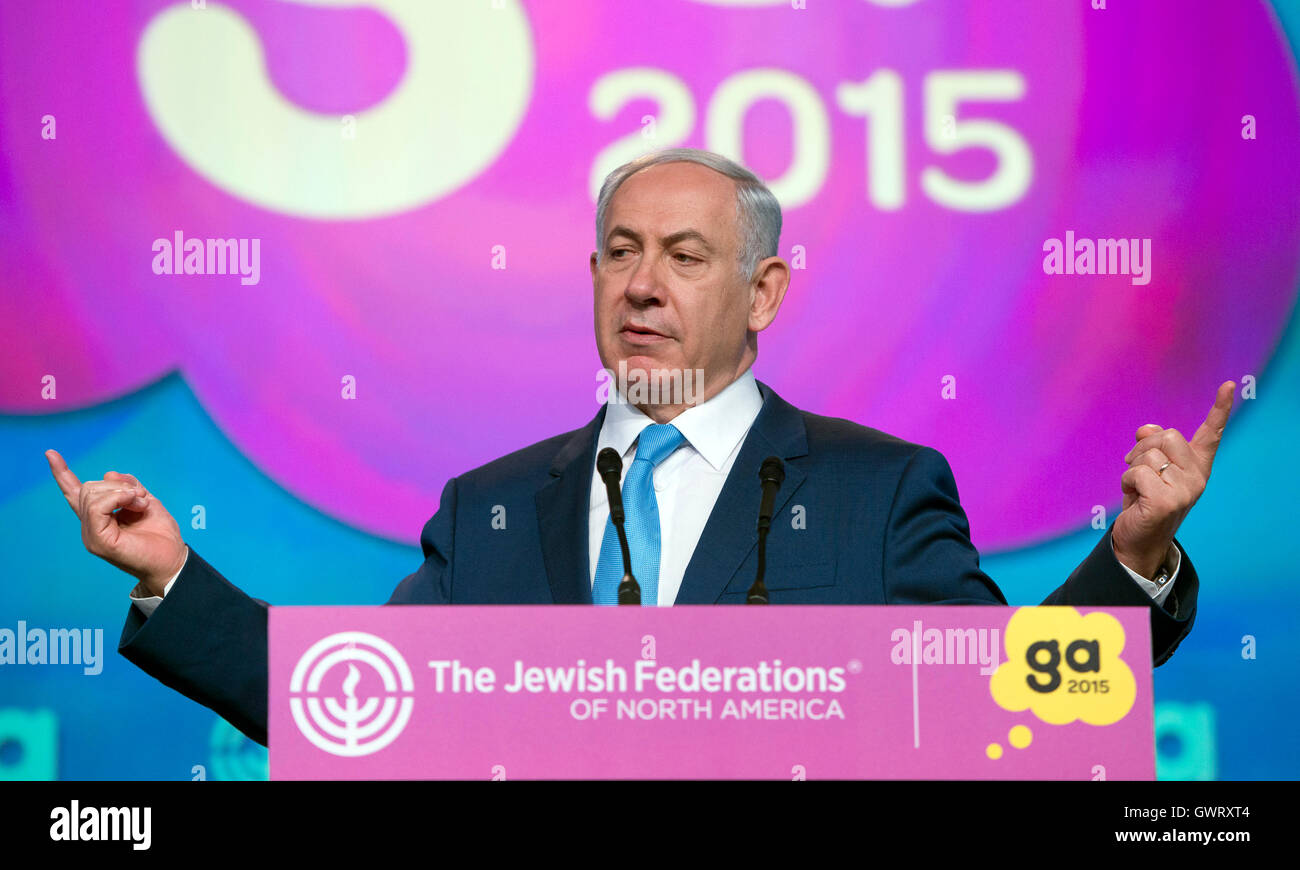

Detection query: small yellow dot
(1009, 725), (1033, 749)
(986, 743), (1003, 760)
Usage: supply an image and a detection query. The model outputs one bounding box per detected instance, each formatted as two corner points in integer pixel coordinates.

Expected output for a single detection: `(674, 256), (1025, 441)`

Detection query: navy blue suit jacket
(119, 381), (1197, 746)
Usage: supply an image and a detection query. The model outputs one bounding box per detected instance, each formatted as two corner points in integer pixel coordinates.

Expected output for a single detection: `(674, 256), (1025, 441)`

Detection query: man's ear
(748, 257), (791, 332)
(590, 251), (599, 284)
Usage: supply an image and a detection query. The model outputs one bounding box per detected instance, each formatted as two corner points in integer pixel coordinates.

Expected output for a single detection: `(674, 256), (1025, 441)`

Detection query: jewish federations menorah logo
(289, 632), (415, 757)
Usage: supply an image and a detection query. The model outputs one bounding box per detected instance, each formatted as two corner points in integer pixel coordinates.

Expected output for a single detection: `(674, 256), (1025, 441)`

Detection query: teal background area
(2, 2), (1298, 780)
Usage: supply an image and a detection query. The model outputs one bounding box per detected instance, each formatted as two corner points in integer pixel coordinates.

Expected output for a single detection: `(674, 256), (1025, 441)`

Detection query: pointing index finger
(45, 449), (85, 515)
(1190, 380), (1235, 462)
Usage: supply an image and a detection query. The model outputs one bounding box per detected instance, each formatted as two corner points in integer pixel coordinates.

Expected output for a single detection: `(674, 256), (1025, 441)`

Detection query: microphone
(597, 447), (640, 605)
(748, 456), (785, 604)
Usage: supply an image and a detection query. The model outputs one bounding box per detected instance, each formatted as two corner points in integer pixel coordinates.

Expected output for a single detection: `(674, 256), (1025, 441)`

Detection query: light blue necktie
(592, 423), (685, 606)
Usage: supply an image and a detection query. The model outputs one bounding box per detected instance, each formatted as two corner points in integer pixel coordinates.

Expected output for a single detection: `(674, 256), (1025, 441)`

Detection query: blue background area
(2, 3), (1298, 780)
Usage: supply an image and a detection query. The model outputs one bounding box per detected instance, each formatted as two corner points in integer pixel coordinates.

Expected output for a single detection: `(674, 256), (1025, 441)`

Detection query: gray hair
(594, 148), (783, 282)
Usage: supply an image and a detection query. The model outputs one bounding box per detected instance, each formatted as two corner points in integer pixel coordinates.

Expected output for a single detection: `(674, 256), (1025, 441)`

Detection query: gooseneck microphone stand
(597, 447), (640, 605)
(747, 456), (785, 605)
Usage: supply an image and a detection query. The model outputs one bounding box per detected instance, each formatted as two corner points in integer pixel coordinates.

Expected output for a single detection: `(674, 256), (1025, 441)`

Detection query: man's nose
(624, 253), (665, 305)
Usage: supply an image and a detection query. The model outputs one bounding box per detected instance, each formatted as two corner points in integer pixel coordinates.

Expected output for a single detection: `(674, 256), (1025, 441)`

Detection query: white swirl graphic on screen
(137, 0), (534, 218)
(290, 631), (414, 757)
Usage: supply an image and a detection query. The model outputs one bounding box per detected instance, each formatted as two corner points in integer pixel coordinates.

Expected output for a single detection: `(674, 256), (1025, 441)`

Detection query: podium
(267, 605), (1154, 779)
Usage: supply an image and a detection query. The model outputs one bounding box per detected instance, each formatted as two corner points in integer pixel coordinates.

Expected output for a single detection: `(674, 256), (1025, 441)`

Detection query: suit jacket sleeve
(881, 446), (1197, 666)
(116, 477), (460, 747)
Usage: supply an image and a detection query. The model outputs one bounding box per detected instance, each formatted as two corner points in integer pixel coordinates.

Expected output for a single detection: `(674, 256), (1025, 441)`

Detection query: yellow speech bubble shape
(989, 607), (1136, 726)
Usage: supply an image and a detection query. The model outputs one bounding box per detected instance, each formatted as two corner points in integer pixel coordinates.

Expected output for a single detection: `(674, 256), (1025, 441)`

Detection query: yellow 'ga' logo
(989, 607), (1136, 726)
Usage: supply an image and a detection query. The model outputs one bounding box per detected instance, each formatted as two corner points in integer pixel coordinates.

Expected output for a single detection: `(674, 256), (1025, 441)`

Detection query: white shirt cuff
(128, 549), (187, 618)
(1111, 538), (1180, 607)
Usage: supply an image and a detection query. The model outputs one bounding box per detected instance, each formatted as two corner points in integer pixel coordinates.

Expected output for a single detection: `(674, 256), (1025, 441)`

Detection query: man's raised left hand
(1112, 381), (1236, 579)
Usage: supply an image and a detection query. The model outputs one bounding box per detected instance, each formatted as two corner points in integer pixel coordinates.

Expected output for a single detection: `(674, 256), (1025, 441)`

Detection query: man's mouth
(619, 323), (672, 345)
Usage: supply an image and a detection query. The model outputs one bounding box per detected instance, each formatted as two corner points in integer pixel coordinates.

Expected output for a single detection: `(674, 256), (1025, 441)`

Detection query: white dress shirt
(130, 368), (1177, 613)
(588, 367), (765, 606)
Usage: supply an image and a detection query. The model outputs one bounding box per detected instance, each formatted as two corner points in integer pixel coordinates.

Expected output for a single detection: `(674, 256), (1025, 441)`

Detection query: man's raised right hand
(45, 449), (187, 598)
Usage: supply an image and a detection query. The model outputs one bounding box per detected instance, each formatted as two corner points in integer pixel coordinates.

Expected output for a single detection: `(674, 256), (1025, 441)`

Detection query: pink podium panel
(268, 605), (1154, 780)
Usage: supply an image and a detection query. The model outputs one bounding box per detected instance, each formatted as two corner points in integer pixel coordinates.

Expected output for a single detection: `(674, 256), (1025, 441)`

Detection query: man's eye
(609, 248), (632, 259)
(673, 252), (700, 264)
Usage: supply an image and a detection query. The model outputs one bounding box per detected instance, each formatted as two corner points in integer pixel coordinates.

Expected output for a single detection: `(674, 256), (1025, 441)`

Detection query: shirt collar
(597, 368), (763, 472)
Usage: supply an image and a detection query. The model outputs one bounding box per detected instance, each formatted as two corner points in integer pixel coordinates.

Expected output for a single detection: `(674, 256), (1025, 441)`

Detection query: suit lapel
(673, 381), (809, 604)
(535, 408), (605, 604)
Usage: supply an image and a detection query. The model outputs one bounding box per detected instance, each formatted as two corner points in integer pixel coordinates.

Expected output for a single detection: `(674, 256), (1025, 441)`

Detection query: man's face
(591, 161), (755, 404)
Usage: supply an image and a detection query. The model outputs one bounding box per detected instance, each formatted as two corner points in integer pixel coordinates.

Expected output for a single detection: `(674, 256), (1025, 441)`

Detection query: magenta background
(268, 605), (1155, 780)
(2, 0), (1298, 549)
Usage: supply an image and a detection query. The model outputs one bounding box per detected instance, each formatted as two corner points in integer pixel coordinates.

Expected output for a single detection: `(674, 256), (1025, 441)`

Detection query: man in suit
(46, 148), (1233, 747)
